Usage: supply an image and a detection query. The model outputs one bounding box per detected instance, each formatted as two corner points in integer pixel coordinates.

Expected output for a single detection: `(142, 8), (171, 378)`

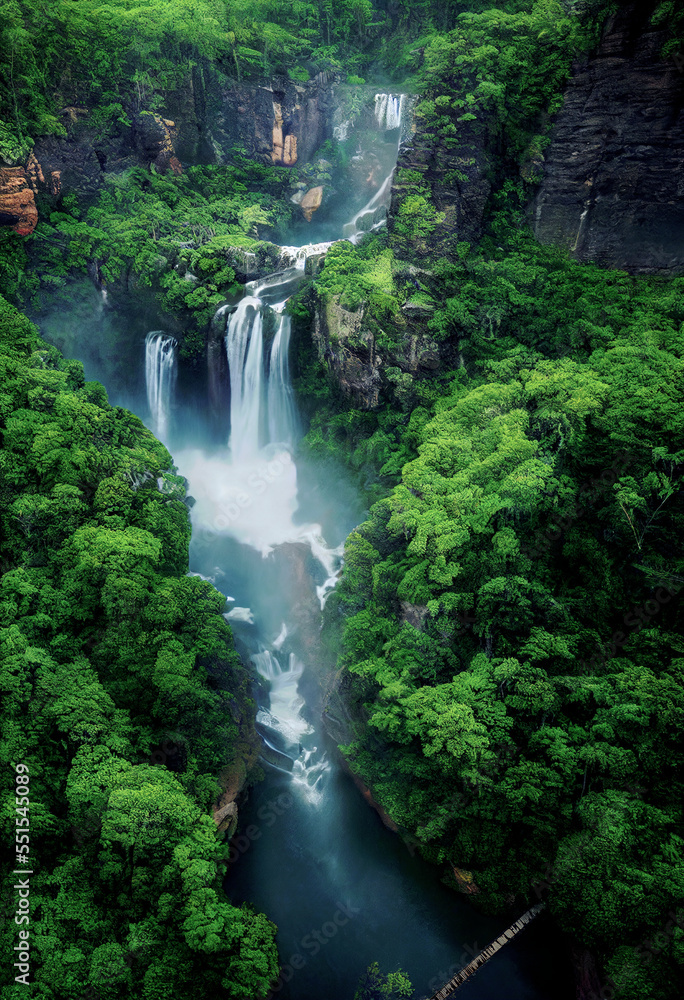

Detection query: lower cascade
(224, 280), (299, 460)
(267, 308), (298, 449)
(144, 331), (177, 444)
(225, 296), (265, 460)
(145, 88), (556, 1000)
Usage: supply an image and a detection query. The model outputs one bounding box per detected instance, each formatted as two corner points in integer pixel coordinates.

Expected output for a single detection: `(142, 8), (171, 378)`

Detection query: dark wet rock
(389, 114), (492, 256)
(533, 1), (684, 274)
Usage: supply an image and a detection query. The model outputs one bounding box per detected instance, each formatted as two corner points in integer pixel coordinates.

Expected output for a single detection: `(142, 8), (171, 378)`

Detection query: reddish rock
(452, 866), (481, 895)
(0, 167), (38, 235)
(300, 184), (323, 221)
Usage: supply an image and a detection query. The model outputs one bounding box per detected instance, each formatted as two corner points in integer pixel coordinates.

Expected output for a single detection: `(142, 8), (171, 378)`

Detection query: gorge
(132, 98), (567, 1000)
(1, 4), (683, 1000)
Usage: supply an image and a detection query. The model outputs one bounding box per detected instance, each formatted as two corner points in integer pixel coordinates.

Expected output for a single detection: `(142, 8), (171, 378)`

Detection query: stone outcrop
(0, 167), (38, 235)
(182, 70), (336, 169)
(389, 112), (492, 255)
(213, 800), (238, 838)
(133, 113), (181, 173)
(30, 134), (108, 198)
(312, 289), (453, 409)
(451, 866), (480, 895)
(313, 295), (383, 408)
(0, 66), (337, 224)
(271, 101), (298, 166)
(299, 184), (324, 221)
(533, 1), (684, 274)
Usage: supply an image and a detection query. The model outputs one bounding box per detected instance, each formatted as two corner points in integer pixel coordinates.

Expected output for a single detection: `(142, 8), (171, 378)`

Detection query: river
(35, 91), (573, 1000)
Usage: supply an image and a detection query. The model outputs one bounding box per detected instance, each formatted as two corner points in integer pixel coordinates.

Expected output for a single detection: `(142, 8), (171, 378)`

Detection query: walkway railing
(427, 903), (546, 1000)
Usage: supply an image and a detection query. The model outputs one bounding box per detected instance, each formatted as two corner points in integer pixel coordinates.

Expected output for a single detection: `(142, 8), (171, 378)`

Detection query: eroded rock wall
(0, 66), (337, 230)
(533, 1), (684, 274)
(312, 288), (447, 410)
(389, 111), (492, 256)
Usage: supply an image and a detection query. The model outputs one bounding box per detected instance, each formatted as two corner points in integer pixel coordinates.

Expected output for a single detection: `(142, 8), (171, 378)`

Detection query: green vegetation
(324, 233), (684, 1000)
(353, 963), (413, 1000)
(0, 0), (385, 160)
(0, 297), (278, 999)
(415, 1), (583, 164)
(9, 160), (300, 359)
(2, 1), (684, 999)
(314, 237), (400, 333)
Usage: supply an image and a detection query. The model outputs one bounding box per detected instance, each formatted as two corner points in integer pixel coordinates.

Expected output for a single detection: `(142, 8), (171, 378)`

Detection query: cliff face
(164, 67), (336, 168)
(0, 67), (337, 236)
(312, 288), (444, 409)
(0, 167), (38, 234)
(389, 111), (491, 256)
(533, 1), (684, 274)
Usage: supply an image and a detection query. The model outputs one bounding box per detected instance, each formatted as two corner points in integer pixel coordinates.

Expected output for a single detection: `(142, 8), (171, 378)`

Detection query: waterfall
(254, 647), (329, 804)
(278, 241), (335, 270)
(333, 120), (351, 142)
(374, 93), (404, 130)
(343, 171), (395, 242)
(339, 93), (406, 242)
(268, 312), (298, 447)
(145, 331), (177, 443)
(225, 298), (265, 460)
(224, 296), (290, 457)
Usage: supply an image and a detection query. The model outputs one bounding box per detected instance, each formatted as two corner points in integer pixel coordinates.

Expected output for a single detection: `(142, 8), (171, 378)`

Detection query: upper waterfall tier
(374, 93), (404, 131)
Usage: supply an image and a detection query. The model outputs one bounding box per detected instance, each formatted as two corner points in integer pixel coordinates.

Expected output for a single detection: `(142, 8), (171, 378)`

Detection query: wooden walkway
(427, 904), (546, 1000)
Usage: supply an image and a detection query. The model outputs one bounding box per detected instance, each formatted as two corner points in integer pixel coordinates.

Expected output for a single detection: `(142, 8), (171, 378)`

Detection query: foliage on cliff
(416, 1), (581, 160)
(327, 238), (684, 1000)
(0, 0), (383, 161)
(7, 159), (299, 359)
(0, 296), (278, 999)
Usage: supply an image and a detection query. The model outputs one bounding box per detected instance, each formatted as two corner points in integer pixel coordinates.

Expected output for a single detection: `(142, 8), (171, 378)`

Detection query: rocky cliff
(0, 66), (337, 236)
(312, 283), (444, 410)
(533, 1), (684, 274)
(389, 111), (492, 256)
(0, 167), (38, 235)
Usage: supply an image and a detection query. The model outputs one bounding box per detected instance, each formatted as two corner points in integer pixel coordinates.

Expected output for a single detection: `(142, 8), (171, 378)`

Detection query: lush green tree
(0, 296), (277, 999)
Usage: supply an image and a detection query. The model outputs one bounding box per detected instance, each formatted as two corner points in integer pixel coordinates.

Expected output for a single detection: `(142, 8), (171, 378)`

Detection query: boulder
(300, 185), (324, 221)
